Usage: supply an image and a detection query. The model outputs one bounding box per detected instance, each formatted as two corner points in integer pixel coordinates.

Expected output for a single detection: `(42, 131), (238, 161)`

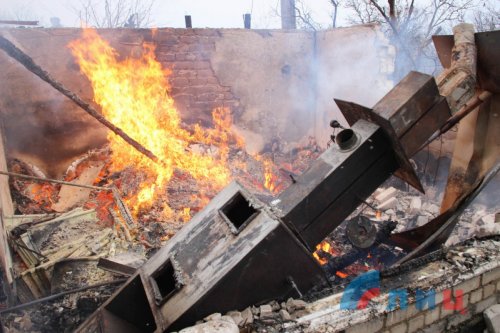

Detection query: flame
(375, 210), (382, 220)
(263, 159), (278, 194)
(180, 207), (191, 222)
(68, 29), (236, 219)
(313, 240), (337, 265)
(336, 271), (348, 279)
(29, 183), (56, 208)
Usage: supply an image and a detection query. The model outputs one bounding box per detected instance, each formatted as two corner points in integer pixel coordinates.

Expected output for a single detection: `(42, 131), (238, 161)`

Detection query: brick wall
(153, 28), (242, 126)
(287, 253), (500, 333)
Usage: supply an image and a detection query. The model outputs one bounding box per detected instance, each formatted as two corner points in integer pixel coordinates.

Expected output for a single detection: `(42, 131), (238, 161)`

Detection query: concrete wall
(0, 26), (392, 176)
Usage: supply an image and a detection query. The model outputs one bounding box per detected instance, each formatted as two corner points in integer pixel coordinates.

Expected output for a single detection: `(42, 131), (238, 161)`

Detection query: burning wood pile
(0, 23), (497, 333)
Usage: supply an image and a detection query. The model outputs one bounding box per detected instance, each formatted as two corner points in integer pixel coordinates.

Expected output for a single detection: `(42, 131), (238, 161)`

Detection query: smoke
(311, 24), (395, 147)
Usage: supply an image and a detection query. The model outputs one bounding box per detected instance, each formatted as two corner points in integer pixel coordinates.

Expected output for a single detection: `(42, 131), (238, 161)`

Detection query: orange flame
(68, 29), (236, 219)
(336, 271), (348, 279)
(29, 183), (56, 208)
(313, 240), (337, 265)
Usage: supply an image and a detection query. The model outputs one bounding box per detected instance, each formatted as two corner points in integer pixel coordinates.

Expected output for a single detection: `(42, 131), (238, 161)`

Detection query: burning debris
(0, 22), (497, 333)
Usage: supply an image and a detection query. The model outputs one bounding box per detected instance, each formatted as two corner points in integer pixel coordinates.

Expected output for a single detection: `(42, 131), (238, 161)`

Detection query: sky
(0, 0), (340, 29)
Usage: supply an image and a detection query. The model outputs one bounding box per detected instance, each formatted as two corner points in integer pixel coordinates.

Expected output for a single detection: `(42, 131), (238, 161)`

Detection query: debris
(52, 163), (104, 212)
(259, 304), (273, 318)
(378, 197), (398, 211)
(375, 187), (397, 203)
(484, 304), (500, 333)
(409, 197), (422, 214)
(0, 278), (126, 315)
(286, 299), (306, 312)
(241, 307), (254, 325)
(179, 318), (239, 333)
(279, 309), (292, 321)
(225, 311), (243, 326)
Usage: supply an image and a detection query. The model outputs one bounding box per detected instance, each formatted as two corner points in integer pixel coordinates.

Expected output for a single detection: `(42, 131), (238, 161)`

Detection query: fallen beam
(0, 35), (159, 163)
(0, 170), (109, 191)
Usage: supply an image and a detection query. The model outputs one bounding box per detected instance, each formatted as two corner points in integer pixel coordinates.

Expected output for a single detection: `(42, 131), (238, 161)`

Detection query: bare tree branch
(74, 0), (156, 28)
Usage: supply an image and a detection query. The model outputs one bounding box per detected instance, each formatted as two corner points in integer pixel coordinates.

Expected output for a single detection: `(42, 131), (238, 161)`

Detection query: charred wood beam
(0, 35), (159, 163)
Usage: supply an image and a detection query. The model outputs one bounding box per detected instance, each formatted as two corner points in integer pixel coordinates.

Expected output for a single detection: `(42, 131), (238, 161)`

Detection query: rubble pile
(0, 136), (323, 332)
(182, 237), (500, 333)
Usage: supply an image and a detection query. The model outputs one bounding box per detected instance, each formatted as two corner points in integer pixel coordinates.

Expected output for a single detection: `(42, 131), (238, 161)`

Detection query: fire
(335, 271), (348, 279)
(263, 159), (279, 194)
(68, 29), (236, 219)
(29, 183), (57, 208)
(313, 240), (337, 265)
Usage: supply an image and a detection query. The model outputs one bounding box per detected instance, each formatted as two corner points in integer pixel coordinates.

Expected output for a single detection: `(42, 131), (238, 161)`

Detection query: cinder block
(483, 284), (496, 299)
(389, 322), (407, 333)
(496, 280), (500, 292)
(434, 291), (443, 305)
(386, 304), (419, 326)
(446, 309), (472, 330)
(469, 288), (483, 304)
(424, 306), (441, 325)
(346, 318), (384, 333)
(483, 267), (500, 285)
(484, 304), (500, 333)
(419, 320), (446, 333)
(407, 315), (424, 333)
(454, 276), (481, 294)
(474, 295), (498, 314)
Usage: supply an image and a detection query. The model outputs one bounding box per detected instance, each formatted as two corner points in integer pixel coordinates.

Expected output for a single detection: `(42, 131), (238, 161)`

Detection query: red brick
(205, 77), (220, 84)
(188, 78), (208, 85)
(197, 69), (214, 77)
(174, 70), (197, 78)
(179, 35), (198, 44)
(170, 77), (189, 87)
(191, 61), (212, 70)
(157, 53), (176, 61)
(194, 29), (222, 37)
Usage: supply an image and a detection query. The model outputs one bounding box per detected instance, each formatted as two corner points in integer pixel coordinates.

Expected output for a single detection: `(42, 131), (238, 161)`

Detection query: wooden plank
(0, 121), (14, 284)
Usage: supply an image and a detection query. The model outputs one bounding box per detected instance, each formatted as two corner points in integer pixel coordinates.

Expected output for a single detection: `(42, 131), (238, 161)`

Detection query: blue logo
(340, 270), (380, 310)
(340, 270), (466, 314)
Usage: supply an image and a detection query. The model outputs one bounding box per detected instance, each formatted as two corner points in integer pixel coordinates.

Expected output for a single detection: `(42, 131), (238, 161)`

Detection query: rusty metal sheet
(373, 71), (442, 137)
(432, 35), (454, 69)
(400, 96), (451, 157)
(476, 30), (500, 93)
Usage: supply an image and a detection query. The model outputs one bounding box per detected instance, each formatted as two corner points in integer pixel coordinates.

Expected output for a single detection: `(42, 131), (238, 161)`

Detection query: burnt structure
(77, 70), (450, 332)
